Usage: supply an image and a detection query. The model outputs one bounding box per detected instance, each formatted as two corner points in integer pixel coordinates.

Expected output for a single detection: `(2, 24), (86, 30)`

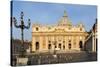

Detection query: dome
(58, 10), (72, 26)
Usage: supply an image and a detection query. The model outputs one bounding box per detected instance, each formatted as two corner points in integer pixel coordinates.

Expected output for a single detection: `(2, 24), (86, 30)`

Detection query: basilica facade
(32, 11), (88, 53)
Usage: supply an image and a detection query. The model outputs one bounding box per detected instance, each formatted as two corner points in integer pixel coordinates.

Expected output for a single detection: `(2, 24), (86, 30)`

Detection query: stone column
(92, 33), (95, 52)
(39, 36), (43, 52)
(32, 36), (36, 52)
(65, 36), (68, 50)
(76, 36), (80, 51)
(82, 36), (85, 50)
(42, 36), (46, 51)
(71, 36), (74, 50)
(56, 36), (58, 49)
(45, 36), (48, 51)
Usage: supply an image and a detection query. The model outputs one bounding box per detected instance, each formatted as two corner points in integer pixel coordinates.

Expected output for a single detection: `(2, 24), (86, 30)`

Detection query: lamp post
(13, 12), (31, 57)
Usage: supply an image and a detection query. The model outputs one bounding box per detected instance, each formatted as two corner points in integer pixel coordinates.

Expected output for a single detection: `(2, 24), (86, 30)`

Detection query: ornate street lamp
(13, 11), (31, 57)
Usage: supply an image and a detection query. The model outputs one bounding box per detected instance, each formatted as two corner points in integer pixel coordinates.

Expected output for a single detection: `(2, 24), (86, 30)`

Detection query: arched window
(68, 27), (71, 30)
(48, 44), (51, 49)
(36, 27), (39, 31)
(35, 42), (39, 50)
(48, 40), (51, 43)
(80, 28), (82, 31)
(59, 43), (61, 49)
(96, 38), (97, 51)
(63, 45), (65, 49)
(69, 40), (71, 42)
(55, 45), (57, 48)
(68, 43), (71, 49)
(79, 41), (83, 48)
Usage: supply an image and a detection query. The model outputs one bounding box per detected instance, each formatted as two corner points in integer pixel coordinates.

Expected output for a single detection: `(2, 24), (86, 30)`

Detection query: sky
(11, 1), (97, 41)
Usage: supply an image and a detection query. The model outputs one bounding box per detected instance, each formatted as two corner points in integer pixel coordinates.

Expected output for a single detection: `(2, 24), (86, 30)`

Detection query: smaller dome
(32, 21), (42, 27)
(77, 22), (84, 27)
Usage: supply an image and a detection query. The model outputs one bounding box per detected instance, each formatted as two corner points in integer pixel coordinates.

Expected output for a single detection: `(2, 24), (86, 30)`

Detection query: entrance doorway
(59, 43), (61, 49)
(79, 41), (83, 51)
(68, 43), (71, 49)
(35, 42), (39, 50)
(48, 44), (51, 49)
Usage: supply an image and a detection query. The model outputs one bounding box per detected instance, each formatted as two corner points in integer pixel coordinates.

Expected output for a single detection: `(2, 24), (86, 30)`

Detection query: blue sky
(12, 1), (97, 41)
